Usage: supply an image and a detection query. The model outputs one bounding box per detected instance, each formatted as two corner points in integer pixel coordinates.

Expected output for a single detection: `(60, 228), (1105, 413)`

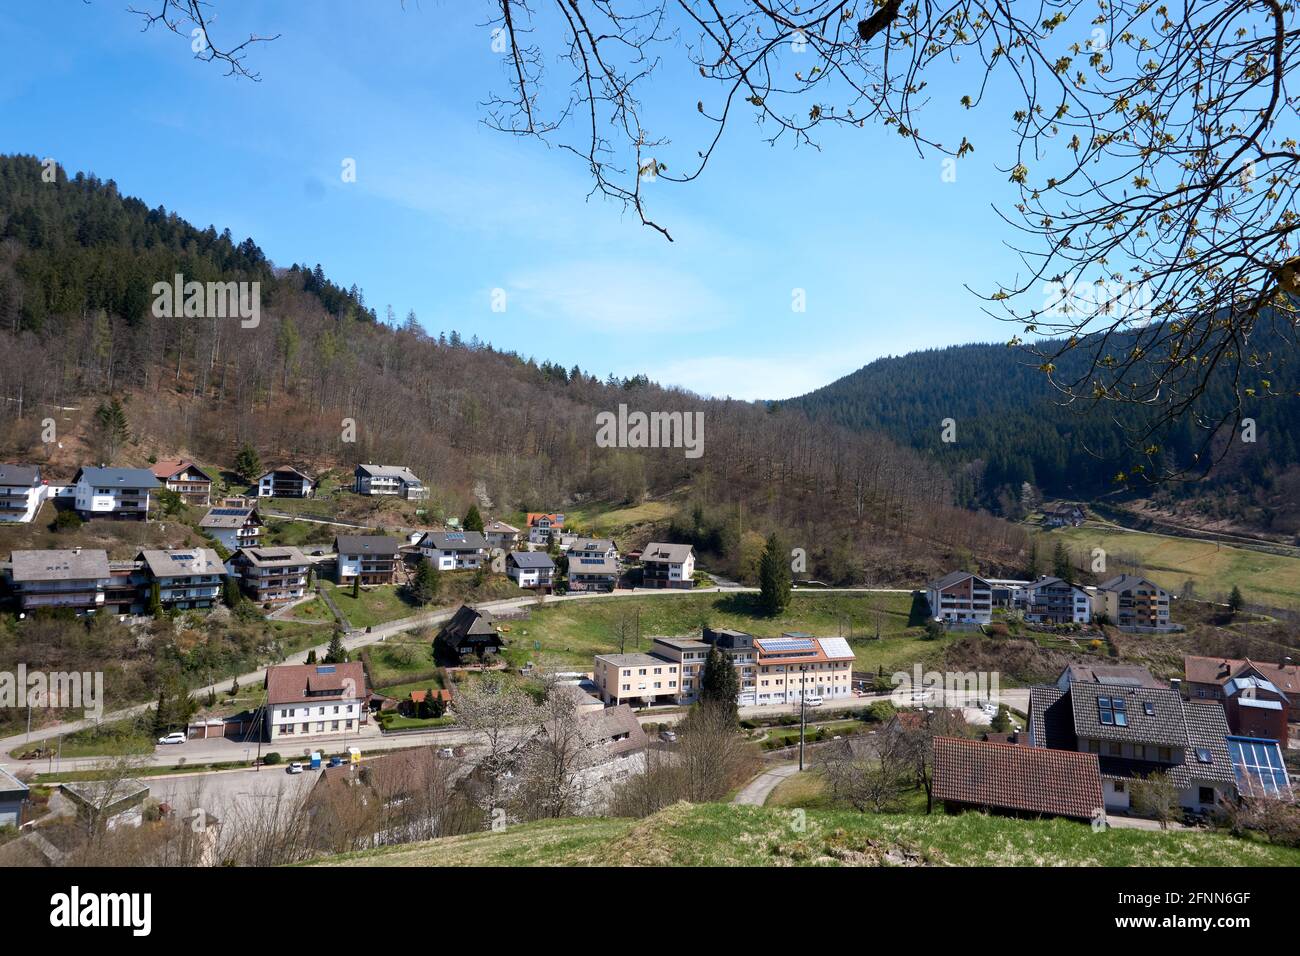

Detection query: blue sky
(0, 1), (1030, 400)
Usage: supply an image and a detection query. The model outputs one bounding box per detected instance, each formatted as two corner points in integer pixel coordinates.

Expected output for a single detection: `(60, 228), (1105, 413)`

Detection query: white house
(0, 464), (48, 523)
(353, 463), (427, 500)
(417, 531), (489, 570)
(641, 542), (694, 589)
(72, 466), (160, 520)
(1016, 576), (1093, 624)
(506, 550), (555, 590)
(256, 466), (315, 499)
(199, 505), (264, 551)
(925, 570), (993, 625)
(264, 662), (367, 740)
(526, 512), (565, 545)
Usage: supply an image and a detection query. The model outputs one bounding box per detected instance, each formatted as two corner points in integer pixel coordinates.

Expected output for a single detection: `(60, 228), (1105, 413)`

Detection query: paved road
(733, 763), (800, 806)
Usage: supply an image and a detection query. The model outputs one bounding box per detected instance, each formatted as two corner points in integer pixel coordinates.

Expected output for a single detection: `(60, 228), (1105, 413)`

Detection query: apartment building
(1027, 681), (1236, 814)
(753, 634), (855, 705)
(334, 535), (400, 586)
(1095, 575), (1172, 629)
(150, 459), (214, 506)
(72, 466), (160, 520)
(1183, 655), (1300, 722)
(256, 466), (315, 499)
(228, 546), (310, 604)
(8, 548), (114, 614)
(416, 530), (488, 570)
(646, 637), (712, 703)
(640, 542), (694, 589)
(198, 504), (264, 551)
(0, 464), (47, 523)
(353, 463), (427, 500)
(567, 537), (621, 592)
(1016, 576), (1093, 624)
(701, 626), (759, 705)
(592, 652), (681, 707)
(925, 571), (993, 624)
(483, 520), (521, 551)
(137, 548), (227, 609)
(265, 662), (368, 740)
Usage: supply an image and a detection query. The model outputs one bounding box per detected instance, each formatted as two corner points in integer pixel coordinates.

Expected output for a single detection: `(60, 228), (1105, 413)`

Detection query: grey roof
(199, 506), (258, 529)
(10, 549), (111, 582)
(577, 705), (649, 761)
(1171, 701), (1236, 788)
(0, 766), (29, 797)
(1023, 576), (1088, 594)
(641, 542), (693, 564)
(419, 531), (488, 552)
(1028, 684), (1074, 749)
(569, 554), (619, 575)
(597, 652), (673, 668)
(137, 548), (225, 577)
(334, 535), (400, 556)
(507, 550), (555, 570)
(1098, 574), (1163, 593)
(354, 463), (422, 483)
(436, 604), (504, 653)
(1069, 682), (1188, 748)
(927, 570), (990, 591)
(74, 466), (160, 489)
(260, 466), (314, 482)
(570, 538), (616, 553)
(234, 546), (307, 568)
(0, 464), (40, 487)
(484, 520), (519, 534)
(652, 636), (709, 650)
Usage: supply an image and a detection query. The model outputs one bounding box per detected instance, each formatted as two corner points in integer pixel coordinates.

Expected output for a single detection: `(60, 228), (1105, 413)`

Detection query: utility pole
(798, 666), (807, 772)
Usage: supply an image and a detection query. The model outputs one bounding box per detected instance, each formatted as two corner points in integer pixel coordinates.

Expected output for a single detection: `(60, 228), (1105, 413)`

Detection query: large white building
(353, 463), (426, 500)
(925, 570), (993, 625)
(72, 466), (160, 520)
(264, 662), (368, 740)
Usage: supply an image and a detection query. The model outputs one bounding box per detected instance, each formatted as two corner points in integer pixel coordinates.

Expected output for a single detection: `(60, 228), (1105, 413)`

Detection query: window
(1098, 696), (1114, 725)
(1108, 742), (1122, 756)
(1199, 786), (1215, 804)
(1114, 781), (1125, 794)
(1112, 698), (1128, 726)
(1142, 701), (1155, 716)
(1195, 748), (1213, 764)
(1158, 747), (1172, 762)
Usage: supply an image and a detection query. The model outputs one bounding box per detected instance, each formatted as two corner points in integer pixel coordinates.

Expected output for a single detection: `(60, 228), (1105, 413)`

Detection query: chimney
(1170, 677), (1182, 697)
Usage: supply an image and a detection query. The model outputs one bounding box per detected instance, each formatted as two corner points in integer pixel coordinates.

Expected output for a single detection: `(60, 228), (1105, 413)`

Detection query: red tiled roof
(933, 736), (1103, 821)
(409, 689), (453, 703)
(526, 512), (564, 527)
(1184, 655), (1300, 696)
(265, 663), (367, 705)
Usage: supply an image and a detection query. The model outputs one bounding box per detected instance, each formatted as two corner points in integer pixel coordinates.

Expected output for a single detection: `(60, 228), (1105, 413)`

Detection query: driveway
(733, 763), (800, 806)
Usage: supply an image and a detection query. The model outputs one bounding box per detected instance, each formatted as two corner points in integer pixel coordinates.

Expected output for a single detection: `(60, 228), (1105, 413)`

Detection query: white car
(157, 732), (187, 745)
(804, 695), (824, 707)
(287, 762), (304, 775)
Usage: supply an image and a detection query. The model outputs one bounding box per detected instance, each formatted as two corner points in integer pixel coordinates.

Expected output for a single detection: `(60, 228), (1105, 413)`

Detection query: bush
(53, 509), (82, 532)
(262, 752), (282, 765)
(864, 700), (897, 723)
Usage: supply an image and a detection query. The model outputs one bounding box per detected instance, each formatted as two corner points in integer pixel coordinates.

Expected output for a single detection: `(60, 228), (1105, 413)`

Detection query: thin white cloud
(635, 353), (863, 402)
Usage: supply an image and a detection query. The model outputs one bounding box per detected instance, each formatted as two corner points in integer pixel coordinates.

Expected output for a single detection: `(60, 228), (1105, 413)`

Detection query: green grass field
(504, 591), (935, 670)
(1053, 523), (1300, 610)
(309, 801), (1300, 867)
(322, 582), (421, 629)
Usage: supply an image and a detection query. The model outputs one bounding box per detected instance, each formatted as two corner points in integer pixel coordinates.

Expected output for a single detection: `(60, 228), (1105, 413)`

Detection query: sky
(0, 1), (1032, 400)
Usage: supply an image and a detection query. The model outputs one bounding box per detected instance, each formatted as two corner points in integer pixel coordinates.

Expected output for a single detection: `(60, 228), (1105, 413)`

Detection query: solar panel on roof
(209, 508), (248, 516)
(762, 638), (815, 652)
(316, 665), (336, 674)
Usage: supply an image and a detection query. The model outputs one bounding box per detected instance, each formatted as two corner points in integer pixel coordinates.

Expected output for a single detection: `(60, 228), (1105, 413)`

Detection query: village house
(1041, 502), (1086, 528)
(61, 778), (151, 830)
(753, 634), (855, 705)
(592, 652), (681, 707)
(264, 662), (368, 740)
(0, 464), (48, 523)
(334, 534), (401, 586)
(1182, 655), (1300, 722)
(1016, 575), (1093, 624)
(7, 548), (136, 615)
(1219, 676), (1290, 743)
(352, 463), (427, 500)
(0, 767), (30, 828)
(136, 548), (227, 610)
(72, 466), (160, 520)
(227, 546), (310, 604)
(256, 466), (315, 499)
(1094, 574), (1173, 630)
(1055, 662), (1163, 691)
(933, 736), (1105, 823)
(925, 570), (993, 625)
(701, 627), (760, 705)
(434, 604), (506, 664)
(505, 550), (555, 590)
(417, 530), (489, 571)
(640, 542), (694, 589)
(1027, 681), (1236, 815)
(526, 512), (565, 545)
(647, 636), (713, 705)
(198, 504), (264, 551)
(483, 520), (521, 551)
(150, 459), (214, 507)
(567, 537), (621, 592)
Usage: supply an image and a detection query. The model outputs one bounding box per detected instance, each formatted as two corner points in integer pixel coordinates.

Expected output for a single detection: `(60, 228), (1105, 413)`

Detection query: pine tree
(1052, 540), (1073, 582)
(325, 629), (348, 664)
(411, 558), (440, 606)
(1228, 586), (1244, 614)
(758, 533), (791, 616)
(94, 397), (130, 461)
(352, 575), (361, 599)
(700, 645), (740, 716)
(148, 580), (162, 616)
(234, 442), (262, 482)
(462, 504), (485, 533)
(223, 576), (241, 608)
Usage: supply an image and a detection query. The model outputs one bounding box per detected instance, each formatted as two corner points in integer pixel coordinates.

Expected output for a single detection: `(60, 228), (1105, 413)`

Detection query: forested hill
(788, 336), (1300, 525)
(0, 153), (1027, 585)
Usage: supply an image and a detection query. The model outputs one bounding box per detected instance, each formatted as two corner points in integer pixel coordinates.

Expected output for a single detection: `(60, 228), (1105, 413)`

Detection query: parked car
(438, 747), (455, 759)
(157, 732), (187, 745)
(328, 756), (344, 768)
(659, 730), (677, 743)
(804, 695), (824, 707)
(287, 762), (304, 775)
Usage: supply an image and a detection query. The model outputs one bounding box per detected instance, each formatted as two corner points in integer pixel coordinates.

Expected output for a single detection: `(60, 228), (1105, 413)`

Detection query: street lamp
(798, 665), (808, 772)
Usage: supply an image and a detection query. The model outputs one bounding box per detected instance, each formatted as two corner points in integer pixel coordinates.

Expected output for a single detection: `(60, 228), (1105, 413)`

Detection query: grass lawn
(1053, 523), (1300, 610)
(12, 716), (155, 759)
(562, 499), (681, 537)
(322, 582), (421, 629)
(766, 769), (838, 810)
(378, 714), (455, 731)
(503, 590), (930, 670)
(362, 642), (442, 688)
(761, 719), (863, 748)
(310, 801), (1300, 867)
